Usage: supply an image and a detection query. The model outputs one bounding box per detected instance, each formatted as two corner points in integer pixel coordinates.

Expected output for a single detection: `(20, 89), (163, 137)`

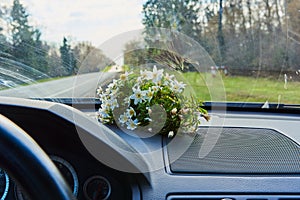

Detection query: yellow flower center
(120, 74), (126, 81)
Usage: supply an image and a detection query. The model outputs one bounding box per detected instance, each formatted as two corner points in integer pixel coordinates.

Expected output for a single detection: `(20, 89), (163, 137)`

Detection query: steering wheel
(0, 114), (76, 200)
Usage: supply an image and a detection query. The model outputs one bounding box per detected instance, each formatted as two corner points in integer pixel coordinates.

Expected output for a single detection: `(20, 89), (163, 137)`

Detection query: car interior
(0, 97), (299, 200)
(0, 0), (300, 200)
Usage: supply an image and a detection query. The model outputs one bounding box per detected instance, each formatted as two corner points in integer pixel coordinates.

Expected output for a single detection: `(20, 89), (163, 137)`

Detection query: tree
(141, 0), (298, 75)
(142, 0), (202, 42)
(0, 6), (10, 56)
(142, 0), (210, 71)
(286, 0), (300, 70)
(10, 0), (48, 73)
(123, 40), (147, 67)
(48, 46), (66, 77)
(73, 41), (114, 73)
(287, 0), (300, 35)
(60, 37), (76, 75)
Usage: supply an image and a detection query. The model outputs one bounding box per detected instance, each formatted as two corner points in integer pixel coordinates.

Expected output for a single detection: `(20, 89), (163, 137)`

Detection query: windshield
(0, 0), (299, 105)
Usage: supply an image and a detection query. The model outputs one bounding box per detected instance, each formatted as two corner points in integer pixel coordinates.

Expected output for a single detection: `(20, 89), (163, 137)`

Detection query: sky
(2, 0), (144, 46)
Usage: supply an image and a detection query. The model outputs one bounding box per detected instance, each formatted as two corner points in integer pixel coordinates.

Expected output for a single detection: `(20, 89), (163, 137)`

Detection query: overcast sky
(2, 0), (144, 46)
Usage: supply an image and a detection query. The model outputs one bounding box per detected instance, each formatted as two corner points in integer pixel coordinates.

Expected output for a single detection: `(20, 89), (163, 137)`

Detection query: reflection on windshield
(0, 0), (299, 104)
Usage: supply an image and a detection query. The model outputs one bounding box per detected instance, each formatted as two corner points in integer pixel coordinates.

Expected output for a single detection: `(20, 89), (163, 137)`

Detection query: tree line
(0, 0), (113, 80)
(125, 0), (300, 77)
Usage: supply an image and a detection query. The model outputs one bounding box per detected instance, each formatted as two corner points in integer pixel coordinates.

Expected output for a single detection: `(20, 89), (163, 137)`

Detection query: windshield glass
(0, 0), (299, 105)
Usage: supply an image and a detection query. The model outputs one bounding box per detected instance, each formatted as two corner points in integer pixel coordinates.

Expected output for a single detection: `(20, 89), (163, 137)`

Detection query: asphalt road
(0, 72), (118, 98)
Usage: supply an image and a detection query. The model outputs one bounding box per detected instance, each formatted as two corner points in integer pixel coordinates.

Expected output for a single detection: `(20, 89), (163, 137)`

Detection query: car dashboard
(0, 97), (299, 200)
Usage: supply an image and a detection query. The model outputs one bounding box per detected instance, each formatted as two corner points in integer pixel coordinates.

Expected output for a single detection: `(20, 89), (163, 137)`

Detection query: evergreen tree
(60, 37), (76, 75)
(10, 0), (48, 73)
(0, 6), (10, 56)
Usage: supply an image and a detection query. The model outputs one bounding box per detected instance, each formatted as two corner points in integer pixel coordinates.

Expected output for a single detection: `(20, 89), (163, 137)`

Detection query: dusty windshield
(0, 0), (299, 104)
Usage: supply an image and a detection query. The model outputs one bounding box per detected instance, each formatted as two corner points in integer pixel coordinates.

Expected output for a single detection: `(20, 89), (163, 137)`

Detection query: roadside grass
(34, 76), (65, 83)
(102, 66), (112, 72)
(181, 72), (300, 104)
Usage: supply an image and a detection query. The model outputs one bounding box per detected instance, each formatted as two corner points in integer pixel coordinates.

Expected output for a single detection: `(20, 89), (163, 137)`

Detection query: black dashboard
(0, 98), (139, 200)
(0, 97), (300, 200)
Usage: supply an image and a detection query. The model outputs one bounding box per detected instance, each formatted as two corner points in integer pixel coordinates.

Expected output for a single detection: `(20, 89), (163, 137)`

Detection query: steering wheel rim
(0, 114), (76, 200)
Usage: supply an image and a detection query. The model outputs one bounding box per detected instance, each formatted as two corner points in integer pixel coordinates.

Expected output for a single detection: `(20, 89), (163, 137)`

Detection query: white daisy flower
(119, 114), (129, 124)
(120, 71), (131, 81)
(163, 73), (175, 86)
(126, 119), (139, 130)
(171, 79), (186, 93)
(110, 98), (119, 110)
(98, 107), (110, 118)
(140, 70), (150, 80)
(96, 86), (103, 95)
(107, 79), (118, 89)
(145, 89), (154, 101)
(103, 102), (112, 109)
(151, 85), (161, 92)
(148, 65), (164, 83)
(109, 89), (118, 99)
(130, 87), (146, 105)
(127, 107), (136, 117)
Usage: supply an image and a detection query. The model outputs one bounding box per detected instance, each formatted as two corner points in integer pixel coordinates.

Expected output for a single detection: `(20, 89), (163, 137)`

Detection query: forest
(0, 0), (299, 80)
(0, 0), (113, 79)
(125, 0), (300, 78)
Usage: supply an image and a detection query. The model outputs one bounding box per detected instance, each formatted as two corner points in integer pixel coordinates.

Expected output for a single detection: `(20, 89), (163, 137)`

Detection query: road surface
(0, 72), (118, 98)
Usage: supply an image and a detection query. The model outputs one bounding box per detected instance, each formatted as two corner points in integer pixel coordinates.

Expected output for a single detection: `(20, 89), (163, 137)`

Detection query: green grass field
(181, 72), (300, 104)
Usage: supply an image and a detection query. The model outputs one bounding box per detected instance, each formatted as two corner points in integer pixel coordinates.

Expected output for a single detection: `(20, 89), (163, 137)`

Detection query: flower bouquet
(96, 66), (209, 137)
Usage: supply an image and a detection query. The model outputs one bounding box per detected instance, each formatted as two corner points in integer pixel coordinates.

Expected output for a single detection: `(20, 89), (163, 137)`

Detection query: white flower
(96, 86), (103, 95)
(163, 73), (175, 86)
(102, 98), (118, 110)
(140, 70), (150, 80)
(126, 119), (139, 130)
(148, 65), (164, 83)
(101, 99), (110, 107)
(168, 131), (175, 138)
(145, 89), (154, 101)
(110, 87), (119, 96)
(98, 107), (110, 118)
(171, 79), (185, 93)
(171, 108), (177, 115)
(107, 79), (118, 90)
(120, 71), (131, 81)
(151, 85), (161, 92)
(165, 73), (174, 81)
(110, 98), (119, 110)
(127, 107), (136, 117)
(130, 87), (146, 105)
(119, 114), (129, 124)
(136, 76), (143, 83)
(105, 87), (111, 94)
